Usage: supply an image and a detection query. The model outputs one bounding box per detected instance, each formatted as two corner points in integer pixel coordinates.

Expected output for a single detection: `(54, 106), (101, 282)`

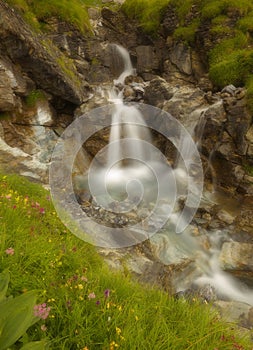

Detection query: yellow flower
(79, 296), (84, 301)
(82, 347), (89, 350)
(116, 327), (121, 335)
(117, 305), (122, 311)
(135, 315), (139, 321)
(78, 284), (83, 290)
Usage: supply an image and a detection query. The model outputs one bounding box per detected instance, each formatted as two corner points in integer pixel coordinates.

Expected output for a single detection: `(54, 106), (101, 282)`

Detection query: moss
(0, 113), (11, 120)
(201, 1), (226, 19)
(122, 0), (170, 34)
(173, 19), (200, 45)
(25, 90), (45, 107)
(237, 12), (253, 33)
(170, 0), (196, 24)
(209, 32), (248, 65)
(243, 161), (253, 175)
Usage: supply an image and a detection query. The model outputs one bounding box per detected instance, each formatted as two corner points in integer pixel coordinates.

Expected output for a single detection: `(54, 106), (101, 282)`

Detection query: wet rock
(219, 242), (253, 278)
(216, 209), (235, 225)
(144, 78), (174, 106)
(221, 84), (237, 96)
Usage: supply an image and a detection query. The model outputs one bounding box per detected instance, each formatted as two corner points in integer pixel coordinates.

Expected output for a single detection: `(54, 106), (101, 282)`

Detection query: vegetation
(122, 0), (170, 33)
(5, 0), (104, 33)
(123, 0), (253, 110)
(0, 173), (252, 349)
(25, 90), (46, 107)
(0, 270), (45, 350)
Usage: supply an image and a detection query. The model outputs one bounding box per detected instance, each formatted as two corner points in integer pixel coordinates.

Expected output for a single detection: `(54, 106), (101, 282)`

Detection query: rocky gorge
(0, 0), (253, 332)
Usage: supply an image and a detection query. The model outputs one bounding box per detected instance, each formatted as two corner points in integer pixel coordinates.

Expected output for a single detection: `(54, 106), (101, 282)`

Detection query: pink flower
(34, 303), (51, 320)
(88, 292), (96, 299)
(5, 247), (14, 255)
(39, 207), (45, 214)
(104, 289), (110, 298)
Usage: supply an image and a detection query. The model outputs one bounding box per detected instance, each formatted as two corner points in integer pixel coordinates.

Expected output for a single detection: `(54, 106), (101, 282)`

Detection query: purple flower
(96, 300), (101, 305)
(104, 289), (110, 298)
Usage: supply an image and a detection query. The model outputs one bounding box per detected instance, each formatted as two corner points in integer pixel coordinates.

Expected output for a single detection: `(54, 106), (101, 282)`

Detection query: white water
(88, 44), (253, 305)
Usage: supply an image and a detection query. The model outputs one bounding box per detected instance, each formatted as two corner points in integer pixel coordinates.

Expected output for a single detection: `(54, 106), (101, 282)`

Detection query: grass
(5, 0), (105, 33)
(122, 0), (170, 34)
(0, 173), (252, 349)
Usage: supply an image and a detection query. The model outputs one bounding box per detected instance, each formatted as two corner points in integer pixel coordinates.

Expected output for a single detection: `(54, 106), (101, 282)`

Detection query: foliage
(173, 19), (200, 44)
(0, 173), (252, 349)
(122, 0), (170, 33)
(0, 270), (45, 350)
(5, 0), (99, 33)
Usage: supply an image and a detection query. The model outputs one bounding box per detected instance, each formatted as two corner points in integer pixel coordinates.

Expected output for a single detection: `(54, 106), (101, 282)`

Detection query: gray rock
(219, 242), (253, 276)
(136, 46), (160, 74)
(169, 43), (192, 75)
(214, 300), (253, 329)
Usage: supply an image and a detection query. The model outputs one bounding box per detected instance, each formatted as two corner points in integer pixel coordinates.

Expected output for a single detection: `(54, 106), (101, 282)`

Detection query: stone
(214, 301), (253, 329)
(216, 209), (234, 225)
(169, 43), (192, 75)
(136, 46), (159, 74)
(144, 77), (174, 106)
(219, 242), (253, 276)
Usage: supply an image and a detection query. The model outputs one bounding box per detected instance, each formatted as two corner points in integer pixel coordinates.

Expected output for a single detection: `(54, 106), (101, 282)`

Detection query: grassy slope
(122, 0), (253, 111)
(0, 174), (252, 349)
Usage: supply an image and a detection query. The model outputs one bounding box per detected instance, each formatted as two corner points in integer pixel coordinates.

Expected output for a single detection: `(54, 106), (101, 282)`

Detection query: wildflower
(41, 325), (47, 332)
(39, 207), (45, 214)
(135, 315), (139, 321)
(80, 276), (88, 282)
(12, 205), (16, 209)
(78, 284), (83, 290)
(5, 247), (14, 255)
(96, 300), (101, 306)
(110, 341), (119, 349)
(104, 289), (110, 298)
(5, 194), (12, 199)
(34, 303), (51, 320)
(82, 347), (89, 350)
(88, 292), (96, 299)
(116, 327), (121, 335)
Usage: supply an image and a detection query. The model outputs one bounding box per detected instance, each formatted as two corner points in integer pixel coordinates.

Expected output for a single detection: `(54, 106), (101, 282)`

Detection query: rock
(0, 2), (87, 105)
(136, 46), (160, 74)
(219, 242), (253, 278)
(169, 43), (192, 75)
(221, 84), (237, 96)
(144, 77), (174, 106)
(216, 209), (235, 225)
(214, 301), (253, 329)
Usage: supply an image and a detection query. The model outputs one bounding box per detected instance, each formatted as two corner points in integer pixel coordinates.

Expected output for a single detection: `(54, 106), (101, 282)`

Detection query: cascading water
(72, 44), (253, 305)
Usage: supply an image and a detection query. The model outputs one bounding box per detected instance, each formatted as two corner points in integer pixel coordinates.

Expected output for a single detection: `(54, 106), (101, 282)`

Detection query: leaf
(0, 291), (37, 350)
(20, 341), (46, 350)
(0, 271), (10, 303)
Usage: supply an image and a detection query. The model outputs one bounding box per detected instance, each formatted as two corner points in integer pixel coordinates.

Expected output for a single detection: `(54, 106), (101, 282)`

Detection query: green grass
(0, 173), (252, 349)
(122, 0), (170, 33)
(5, 0), (100, 33)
